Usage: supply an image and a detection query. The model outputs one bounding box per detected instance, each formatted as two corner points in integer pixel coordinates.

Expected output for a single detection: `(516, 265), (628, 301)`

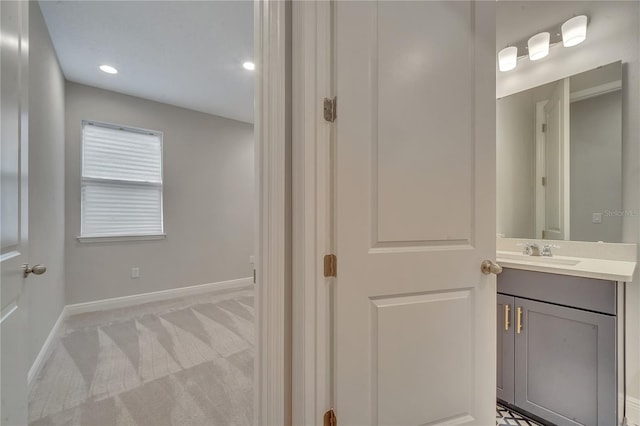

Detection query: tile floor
(497, 404), (543, 426)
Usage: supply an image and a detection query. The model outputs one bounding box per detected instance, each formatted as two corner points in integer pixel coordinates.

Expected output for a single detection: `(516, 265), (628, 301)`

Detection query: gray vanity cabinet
(497, 268), (618, 426)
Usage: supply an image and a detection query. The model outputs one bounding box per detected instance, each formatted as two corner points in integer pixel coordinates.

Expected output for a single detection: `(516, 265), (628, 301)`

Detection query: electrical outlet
(131, 267), (140, 278)
(592, 213), (603, 224)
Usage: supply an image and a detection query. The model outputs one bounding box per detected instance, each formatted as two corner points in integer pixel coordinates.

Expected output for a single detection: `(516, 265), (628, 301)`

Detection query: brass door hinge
(542, 123), (547, 133)
(323, 409), (337, 426)
(324, 97), (337, 122)
(324, 254), (337, 278)
(542, 176), (546, 186)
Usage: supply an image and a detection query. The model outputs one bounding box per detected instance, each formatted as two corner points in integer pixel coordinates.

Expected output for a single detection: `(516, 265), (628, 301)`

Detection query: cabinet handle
(504, 304), (511, 331)
(516, 306), (523, 334)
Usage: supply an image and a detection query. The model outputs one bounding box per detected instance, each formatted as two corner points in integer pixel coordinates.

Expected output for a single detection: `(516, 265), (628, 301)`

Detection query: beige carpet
(29, 286), (254, 426)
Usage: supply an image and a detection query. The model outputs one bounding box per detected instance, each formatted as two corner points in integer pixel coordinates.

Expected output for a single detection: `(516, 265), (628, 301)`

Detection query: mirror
(497, 61), (622, 243)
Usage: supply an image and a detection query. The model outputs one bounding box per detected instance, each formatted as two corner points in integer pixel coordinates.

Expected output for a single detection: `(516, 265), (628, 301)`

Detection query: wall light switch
(131, 267), (140, 278)
(249, 255), (255, 264)
(592, 213), (602, 224)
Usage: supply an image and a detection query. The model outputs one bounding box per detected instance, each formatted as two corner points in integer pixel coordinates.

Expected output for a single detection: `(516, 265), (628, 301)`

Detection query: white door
(1, 0), (30, 424)
(542, 78), (570, 240)
(334, 2), (496, 425)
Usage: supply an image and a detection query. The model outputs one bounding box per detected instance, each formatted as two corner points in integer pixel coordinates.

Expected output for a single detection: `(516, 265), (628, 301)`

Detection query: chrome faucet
(523, 243), (540, 256)
(523, 243), (555, 257)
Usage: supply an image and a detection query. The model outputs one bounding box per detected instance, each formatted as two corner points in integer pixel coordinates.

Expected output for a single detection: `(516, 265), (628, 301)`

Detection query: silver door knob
(481, 260), (502, 275)
(23, 264), (47, 278)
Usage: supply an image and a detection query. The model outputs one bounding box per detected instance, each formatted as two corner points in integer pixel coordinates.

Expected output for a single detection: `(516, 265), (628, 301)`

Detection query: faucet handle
(541, 244), (558, 257)
(523, 243), (540, 256)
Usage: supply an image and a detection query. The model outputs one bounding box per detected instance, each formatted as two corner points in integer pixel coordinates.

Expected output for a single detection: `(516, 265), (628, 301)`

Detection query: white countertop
(496, 250), (636, 282)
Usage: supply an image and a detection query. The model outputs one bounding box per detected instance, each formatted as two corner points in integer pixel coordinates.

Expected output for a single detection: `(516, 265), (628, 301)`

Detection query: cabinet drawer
(498, 268), (616, 315)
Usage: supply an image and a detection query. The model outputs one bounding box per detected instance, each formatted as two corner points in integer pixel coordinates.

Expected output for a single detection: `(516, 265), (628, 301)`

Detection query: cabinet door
(497, 294), (514, 404)
(514, 298), (616, 426)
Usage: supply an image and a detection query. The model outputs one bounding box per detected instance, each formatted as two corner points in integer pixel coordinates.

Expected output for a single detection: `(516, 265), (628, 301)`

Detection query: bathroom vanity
(496, 240), (636, 426)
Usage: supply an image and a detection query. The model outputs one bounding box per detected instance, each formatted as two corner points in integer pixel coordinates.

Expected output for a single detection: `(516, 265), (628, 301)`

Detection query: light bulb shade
(562, 15), (587, 47)
(498, 46), (518, 72)
(528, 32), (550, 61)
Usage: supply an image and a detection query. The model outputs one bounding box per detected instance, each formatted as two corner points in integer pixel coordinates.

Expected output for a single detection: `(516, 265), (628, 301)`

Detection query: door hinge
(253, 269), (256, 284)
(324, 97), (337, 122)
(323, 409), (337, 426)
(542, 230), (547, 239)
(324, 254), (337, 278)
(542, 123), (547, 133)
(542, 176), (546, 186)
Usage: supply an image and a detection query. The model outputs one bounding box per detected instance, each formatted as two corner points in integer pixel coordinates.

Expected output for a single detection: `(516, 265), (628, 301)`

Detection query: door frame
(254, 0), (293, 424)
(291, 1), (333, 424)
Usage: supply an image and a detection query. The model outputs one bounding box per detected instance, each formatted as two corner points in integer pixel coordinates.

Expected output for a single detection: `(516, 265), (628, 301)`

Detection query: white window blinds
(81, 121), (164, 237)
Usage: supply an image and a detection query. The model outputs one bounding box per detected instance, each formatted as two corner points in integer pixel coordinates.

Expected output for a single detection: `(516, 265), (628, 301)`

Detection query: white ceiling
(40, 1), (254, 123)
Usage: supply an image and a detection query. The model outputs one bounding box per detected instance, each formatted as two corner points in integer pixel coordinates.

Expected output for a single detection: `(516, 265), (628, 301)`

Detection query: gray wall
(26, 1), (66, 367)
(65, 82), (254, 304)
(497, 0), (640, 403)
(570, 91), (622, 243)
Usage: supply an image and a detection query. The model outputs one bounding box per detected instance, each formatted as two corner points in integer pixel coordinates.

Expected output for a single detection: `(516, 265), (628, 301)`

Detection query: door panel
(373, 290), (472, 425)
(375, 2), (473, 245)
(334, 2), (496, 424)
(1, 1), (29, 424)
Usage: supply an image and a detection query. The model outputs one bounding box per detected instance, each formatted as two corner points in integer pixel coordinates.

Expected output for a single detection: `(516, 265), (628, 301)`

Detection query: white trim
(627, 396), (640, 426)
(27, 309), (65, 389)
(292, 1), (332, 424)
(65, 277), (253, 316)
(254, 0), (289, 424)
(571, 80), (622, 103)
(77, 233), (167, 243)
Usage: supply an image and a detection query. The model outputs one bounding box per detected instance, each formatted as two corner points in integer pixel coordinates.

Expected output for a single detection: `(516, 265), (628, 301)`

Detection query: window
(80, 121), (164, 239)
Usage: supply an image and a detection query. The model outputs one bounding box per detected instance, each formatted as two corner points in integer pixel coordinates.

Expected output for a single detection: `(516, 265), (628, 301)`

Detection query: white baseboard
(628, 396), (640, 426)
(28, 277), (253, 387)
(65, 277), (253, 317)
(28, 308), (65, 389)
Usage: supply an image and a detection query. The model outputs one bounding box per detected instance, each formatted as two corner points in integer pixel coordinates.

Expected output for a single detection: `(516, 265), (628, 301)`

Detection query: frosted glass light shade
(562, 15), (587, 47)
(498, 46), (518, 72)
(528, 32), (550, 61)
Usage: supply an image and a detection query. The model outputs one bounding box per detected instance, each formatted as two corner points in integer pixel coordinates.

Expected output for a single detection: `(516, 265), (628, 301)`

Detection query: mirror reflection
(497, 61), (622, 243)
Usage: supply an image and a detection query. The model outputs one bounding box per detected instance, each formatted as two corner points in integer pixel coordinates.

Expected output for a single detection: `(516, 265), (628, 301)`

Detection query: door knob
(481, 260), (502, 275)
(23, 264), (47, 278)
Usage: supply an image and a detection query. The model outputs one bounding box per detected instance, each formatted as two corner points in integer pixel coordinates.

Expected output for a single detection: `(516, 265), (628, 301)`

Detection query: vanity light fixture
(497, 14), (588, 72)
(243, 61), (255, 71)
(498, 46), (518, 72)
(99, 64), (118, 74)
(528, 32), (550, 61)
(561, 15), (588, 47)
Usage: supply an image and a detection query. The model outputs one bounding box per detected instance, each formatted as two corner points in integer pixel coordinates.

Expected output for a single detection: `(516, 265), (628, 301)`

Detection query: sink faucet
(523, 243), (541, 256)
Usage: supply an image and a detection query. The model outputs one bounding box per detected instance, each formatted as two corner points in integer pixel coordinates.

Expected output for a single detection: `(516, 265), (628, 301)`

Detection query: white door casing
(1, 0), (30, 424)
(334, 2), (496, 425)
(541, 78), (570, 241)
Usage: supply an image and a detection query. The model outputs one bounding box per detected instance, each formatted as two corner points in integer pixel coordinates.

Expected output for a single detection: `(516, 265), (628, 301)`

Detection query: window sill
(77, 234), (166, 243)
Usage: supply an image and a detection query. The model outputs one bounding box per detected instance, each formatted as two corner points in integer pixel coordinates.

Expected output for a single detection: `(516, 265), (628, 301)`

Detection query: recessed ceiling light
(99, 65), (118, 74)
(243, 61), (255, 71)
